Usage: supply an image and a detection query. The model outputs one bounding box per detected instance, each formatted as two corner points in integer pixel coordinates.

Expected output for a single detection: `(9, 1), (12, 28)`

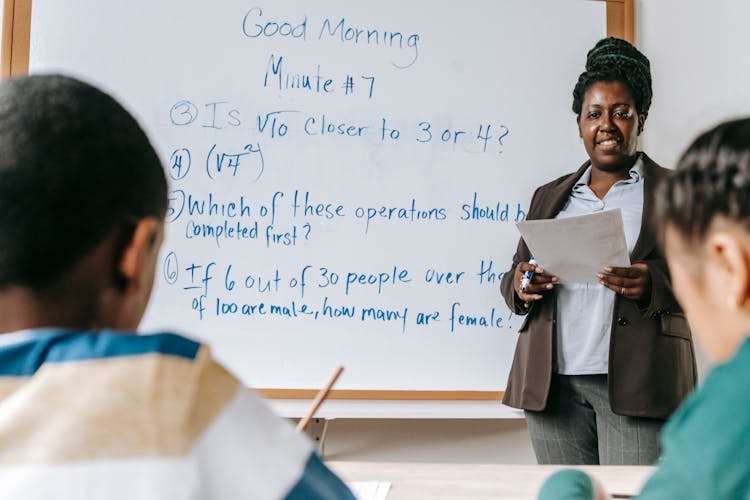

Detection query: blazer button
(617, 316), (629, 326)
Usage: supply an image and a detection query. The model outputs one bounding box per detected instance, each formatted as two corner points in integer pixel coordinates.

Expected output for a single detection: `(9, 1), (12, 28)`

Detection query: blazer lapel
(536, 160), (591, 220)
(630, 153), (664, 261)
(534, 154), (664, 261)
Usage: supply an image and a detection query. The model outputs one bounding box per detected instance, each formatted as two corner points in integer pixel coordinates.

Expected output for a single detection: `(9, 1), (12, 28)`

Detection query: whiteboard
(29, 0), (605, 394)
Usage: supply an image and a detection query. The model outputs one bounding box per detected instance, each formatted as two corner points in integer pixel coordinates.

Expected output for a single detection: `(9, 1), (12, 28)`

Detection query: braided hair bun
(572, 37), (653, 117)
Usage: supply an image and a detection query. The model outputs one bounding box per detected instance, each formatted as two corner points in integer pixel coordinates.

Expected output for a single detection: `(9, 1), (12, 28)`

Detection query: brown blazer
(500, 153), (697, 419)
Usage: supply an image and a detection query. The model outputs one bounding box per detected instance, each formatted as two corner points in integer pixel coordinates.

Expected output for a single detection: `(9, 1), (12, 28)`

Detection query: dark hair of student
(0, 74), (167, 289)
(656, 118), (750, 243)
(572, 37), (653, 117)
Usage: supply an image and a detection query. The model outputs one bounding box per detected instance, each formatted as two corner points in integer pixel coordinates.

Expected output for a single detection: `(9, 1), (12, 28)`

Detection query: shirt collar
(0, 328), (74, 349)
(574, 153), (645, 190)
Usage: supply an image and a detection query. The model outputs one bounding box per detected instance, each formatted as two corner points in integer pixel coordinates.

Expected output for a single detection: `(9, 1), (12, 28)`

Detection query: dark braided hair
(572, 37), (653, 117)
(656, 118), (750, 242)
(0, 74), (167, 290)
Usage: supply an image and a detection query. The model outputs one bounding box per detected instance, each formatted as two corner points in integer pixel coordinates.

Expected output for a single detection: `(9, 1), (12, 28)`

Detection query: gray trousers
(524, 374), (663, 465)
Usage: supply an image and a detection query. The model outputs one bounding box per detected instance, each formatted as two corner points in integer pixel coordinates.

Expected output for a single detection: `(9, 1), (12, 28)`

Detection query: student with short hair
(538, 118), (750, 498)
(0, 74), (353, 500)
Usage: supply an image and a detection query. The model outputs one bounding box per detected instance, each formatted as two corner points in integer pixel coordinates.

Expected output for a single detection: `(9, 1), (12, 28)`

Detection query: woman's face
(578, 80), (645, 172)
(665, 221), (750, 363)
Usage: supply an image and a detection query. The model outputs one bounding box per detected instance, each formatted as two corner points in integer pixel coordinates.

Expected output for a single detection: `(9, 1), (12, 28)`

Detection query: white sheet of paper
(516, 209), (631, 284)
(347, 481), (391, 500)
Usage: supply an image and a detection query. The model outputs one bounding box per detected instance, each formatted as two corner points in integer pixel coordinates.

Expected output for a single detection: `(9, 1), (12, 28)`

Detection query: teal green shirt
(539, 337), (750, 500)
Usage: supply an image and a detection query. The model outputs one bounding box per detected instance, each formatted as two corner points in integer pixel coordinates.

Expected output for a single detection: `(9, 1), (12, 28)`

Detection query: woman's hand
(597, 263), (652, 302)
(514, 261), (558, 305)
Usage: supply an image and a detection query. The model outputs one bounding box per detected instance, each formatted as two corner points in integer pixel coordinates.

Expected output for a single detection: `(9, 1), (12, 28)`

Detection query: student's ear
(706, 231), (750, 309)
(117, 216), (162, 294)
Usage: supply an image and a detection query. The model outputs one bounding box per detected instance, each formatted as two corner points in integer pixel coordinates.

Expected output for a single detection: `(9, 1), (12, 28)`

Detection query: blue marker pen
(520, 257), (536, 293)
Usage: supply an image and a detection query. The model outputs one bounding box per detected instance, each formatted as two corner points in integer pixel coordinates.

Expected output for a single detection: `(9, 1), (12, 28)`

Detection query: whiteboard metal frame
(271, 399), (525, 419)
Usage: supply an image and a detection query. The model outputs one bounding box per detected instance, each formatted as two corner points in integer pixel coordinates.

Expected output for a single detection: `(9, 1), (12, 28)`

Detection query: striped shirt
(0, 329), (354, 500)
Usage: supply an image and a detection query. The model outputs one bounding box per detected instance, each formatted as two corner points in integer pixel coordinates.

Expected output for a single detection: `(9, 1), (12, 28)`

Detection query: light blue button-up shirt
(554, 155), (644, 375)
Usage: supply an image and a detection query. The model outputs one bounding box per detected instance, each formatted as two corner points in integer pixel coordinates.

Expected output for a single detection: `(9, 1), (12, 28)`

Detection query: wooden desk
(329, 462), (653, 500)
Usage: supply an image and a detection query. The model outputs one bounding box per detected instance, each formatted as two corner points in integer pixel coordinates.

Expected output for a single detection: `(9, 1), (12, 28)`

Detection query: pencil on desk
(296, 365), (344, 432)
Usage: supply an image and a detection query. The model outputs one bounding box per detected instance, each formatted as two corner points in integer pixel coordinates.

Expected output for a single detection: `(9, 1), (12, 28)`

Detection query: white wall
(329, 0), (749, 464)
(637, 0), (750, 380)
(639, 0), (750, 168)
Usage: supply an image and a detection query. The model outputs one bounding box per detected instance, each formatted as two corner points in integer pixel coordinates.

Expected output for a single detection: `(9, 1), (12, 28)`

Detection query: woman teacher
(500, 38), (696, 465)
(539, 118), (750, 500)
